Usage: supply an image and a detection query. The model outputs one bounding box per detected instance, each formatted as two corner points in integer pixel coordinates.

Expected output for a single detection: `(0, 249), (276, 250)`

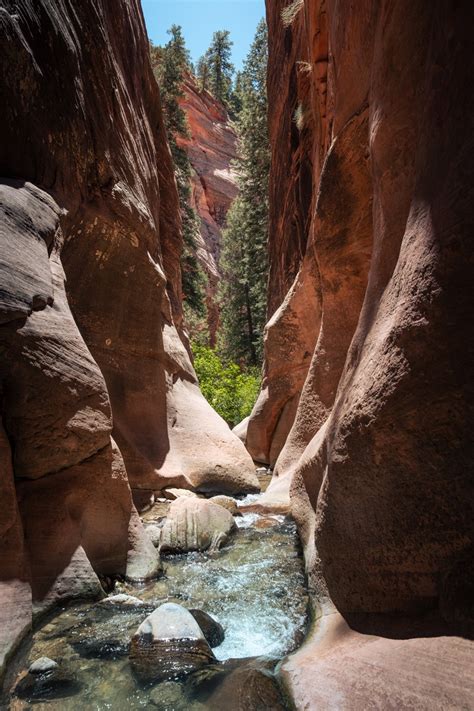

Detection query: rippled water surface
(5, 505), (308, 710)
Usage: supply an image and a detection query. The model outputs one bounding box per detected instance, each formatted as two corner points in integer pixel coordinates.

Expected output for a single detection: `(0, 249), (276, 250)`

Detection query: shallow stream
(4, 491), (309, 710)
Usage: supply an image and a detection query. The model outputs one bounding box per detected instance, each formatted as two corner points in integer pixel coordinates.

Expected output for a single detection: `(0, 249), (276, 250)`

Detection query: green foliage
(219, 19), (270, 366)
(150, 28), (206, 317)
(196, 54), (211, 93)
(228, 70), (244, 119)
(204, 30), (235, 106)
(193, 344), (261, 427)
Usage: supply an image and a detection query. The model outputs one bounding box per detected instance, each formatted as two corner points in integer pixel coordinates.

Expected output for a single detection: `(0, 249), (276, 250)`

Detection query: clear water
(4, 507), (308, 710)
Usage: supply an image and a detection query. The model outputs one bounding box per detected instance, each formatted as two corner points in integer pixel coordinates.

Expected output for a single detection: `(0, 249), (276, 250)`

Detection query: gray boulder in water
(129, 603), (216, 683)
(159, 497), (237, 553)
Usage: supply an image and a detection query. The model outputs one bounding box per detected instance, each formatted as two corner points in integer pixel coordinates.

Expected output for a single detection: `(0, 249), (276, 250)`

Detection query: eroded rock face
(245, 1), (474, 704)
(248, 0), (473, 622)
(0, 0), (255, 670)
(129, 603), (216, 683)
(178, 74), (238, 345)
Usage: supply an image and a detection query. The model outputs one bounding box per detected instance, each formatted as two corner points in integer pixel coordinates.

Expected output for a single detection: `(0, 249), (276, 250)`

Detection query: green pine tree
(219, 19), (269, 366)
(196, 54), (211, 93)
(150, 28), (206, 318)
(228, 70), (244, 119)
(205, 30), (235, 106)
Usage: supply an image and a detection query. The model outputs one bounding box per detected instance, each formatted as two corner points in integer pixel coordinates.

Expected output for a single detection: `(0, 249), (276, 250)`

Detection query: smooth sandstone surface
(0, 0), (256, 673)
(250, 0), (474, 615)
(280, 610), (474, 711)
(243, 0), (474, 706)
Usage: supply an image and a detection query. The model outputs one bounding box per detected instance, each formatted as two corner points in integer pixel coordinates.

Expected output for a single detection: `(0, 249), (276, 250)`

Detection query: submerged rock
(186, 657), (286, 710)
(189, 609), (225, 648)
(159, 498), (237, 554)
(70, 623), (130, 660)
(14, 664), (81, 701)
(129, 603), (216, 683)
(150, 680), (206, 710)
(208, 666), (286, 710)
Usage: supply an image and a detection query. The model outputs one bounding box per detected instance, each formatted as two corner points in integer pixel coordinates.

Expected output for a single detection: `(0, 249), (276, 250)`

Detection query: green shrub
(192, 344), (260, 427)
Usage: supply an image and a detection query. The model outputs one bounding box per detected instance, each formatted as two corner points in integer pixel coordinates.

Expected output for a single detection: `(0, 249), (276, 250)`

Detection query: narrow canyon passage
(1, 0), (473, 709)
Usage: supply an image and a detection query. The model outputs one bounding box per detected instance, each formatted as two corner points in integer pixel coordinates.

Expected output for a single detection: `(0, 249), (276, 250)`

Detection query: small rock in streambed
(98, 593), (146, 608)
(14, 664), (81, 701)
(149, 680), (205, 710)
(29, 657), (58, 674)
(189, 609), (225, 648)
(70, 628), (130, 660)
(67, 609), (140, 659)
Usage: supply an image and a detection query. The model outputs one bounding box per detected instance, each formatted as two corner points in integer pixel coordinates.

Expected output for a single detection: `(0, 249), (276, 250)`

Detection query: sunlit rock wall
(178, 73), (238, 345)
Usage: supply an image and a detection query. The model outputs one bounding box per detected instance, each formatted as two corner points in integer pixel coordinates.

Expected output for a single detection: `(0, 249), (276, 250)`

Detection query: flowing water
(3, 491), (309, 710)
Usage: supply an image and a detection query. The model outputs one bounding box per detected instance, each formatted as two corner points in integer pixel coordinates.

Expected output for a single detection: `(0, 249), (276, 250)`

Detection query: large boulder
(129, 603), (216, 683)
(159, 498), (237, 554)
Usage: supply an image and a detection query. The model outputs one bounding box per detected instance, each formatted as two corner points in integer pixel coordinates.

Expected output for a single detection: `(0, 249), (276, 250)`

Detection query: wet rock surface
(129, 603), (216, 683)
(14, 663), (81, 701)
(189, 610), (225, 648)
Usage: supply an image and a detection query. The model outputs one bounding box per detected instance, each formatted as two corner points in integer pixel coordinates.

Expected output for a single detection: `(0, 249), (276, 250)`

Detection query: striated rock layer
(245, 0), (474, 706)
(178, 74), (238, 345)
(0, 0), (257, 678)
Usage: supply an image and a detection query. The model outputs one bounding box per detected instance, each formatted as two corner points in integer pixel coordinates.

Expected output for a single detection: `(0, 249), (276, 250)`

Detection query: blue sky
(141, 0), (265, 70)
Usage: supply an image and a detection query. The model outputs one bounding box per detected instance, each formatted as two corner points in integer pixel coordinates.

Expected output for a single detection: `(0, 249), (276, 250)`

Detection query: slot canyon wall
(0, 0), (258, 677)
(178, 74), (238, 345)
(244, 0), (474, 694)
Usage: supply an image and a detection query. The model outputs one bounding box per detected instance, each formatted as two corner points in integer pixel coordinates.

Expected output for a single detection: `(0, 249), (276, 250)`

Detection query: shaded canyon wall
(246, 0), (473, 624)
(0, 0), (257, 676)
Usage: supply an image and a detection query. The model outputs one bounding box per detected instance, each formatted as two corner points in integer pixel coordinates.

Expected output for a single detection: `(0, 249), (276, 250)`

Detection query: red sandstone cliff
(177, 74), (238, 344)
(0, 0), (257, 676)
(245, 0), (474, 705)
